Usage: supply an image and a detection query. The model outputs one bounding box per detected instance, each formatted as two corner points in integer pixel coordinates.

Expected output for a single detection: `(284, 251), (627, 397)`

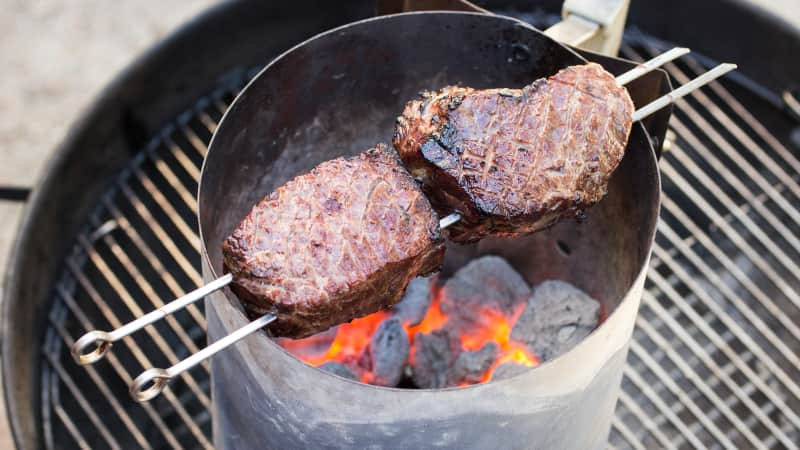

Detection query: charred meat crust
(222, 144), (445, 338)
(393, 63), (634, 243)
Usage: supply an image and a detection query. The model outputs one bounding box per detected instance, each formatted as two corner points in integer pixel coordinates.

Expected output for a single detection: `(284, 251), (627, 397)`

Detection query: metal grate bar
(64, 260), (212, 448)
(48, 310), (152, 449)
(103, 202), (206, 328)
(660, 159), (800, 318)
(44, 352), (122, 449)
(669, 116), (800, 263)
(680, 56), (800, 177)
(622, 365), (706, 449)
(196, 110), (219, 134)
(75, 234), (211, 392)
(670, 53), (800, 206)
(628, 338), (732, 448)
(146, 151), (198, 212)
(668, 124), (800, 286)
(657, 212), (800, 362)
(88, 224), (207, 370)
(127, 172), (199, 253)
(56, 285), (184, 449)
(611, 417), (648, 450)
(53, 403), (92, 450)
(117, 185), (202, 285)
(634, 312), (747, 449)
(616, 389), (675, 448)
(164, 133), (201, 182)
(179, 123), (211, 158)
(714, 173), (800, 228)
(641, 280), (796, 448)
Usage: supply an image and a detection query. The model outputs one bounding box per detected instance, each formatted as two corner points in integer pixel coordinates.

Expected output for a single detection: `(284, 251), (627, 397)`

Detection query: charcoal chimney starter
(198, 12), (661, 449)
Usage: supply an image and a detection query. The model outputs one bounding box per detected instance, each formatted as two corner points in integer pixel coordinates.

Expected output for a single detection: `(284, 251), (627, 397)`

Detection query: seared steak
(393, 63), (634, 243)
(222, 144), (445, 338)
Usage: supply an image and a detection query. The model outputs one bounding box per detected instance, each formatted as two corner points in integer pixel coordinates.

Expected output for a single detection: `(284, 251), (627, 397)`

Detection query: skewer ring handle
(130, 368), (171, 402)
(72, 330), (114, 365)
(69, 274), (233, 366)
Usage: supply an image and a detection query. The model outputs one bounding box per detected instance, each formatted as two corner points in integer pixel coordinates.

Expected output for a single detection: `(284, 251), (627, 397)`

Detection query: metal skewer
(73, 49), (691, 369)
(71, 274), (234, 365)
(126, 61), (738, 402)
(615, 47), (690, 85)
(71, 213), (463, 368)
(126, 212), (462, 401)
(76, 49), (735, 403)
(131, 313), (277, 402)
(632, 63), (737, 121)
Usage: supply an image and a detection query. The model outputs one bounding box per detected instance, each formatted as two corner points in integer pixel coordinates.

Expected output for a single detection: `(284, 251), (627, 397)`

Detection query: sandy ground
(0, 0), (797, 448)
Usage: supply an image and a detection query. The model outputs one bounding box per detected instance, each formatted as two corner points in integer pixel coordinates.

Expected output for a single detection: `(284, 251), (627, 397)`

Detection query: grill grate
(40, 34), (800, 449)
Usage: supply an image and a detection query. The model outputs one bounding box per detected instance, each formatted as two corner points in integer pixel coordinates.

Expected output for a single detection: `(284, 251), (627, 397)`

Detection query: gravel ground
(0, 0), (797, 448)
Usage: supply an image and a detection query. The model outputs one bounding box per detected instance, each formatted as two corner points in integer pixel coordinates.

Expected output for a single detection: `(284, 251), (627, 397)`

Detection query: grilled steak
(393, 63), (634, 243)
(222, 144), (445, 338)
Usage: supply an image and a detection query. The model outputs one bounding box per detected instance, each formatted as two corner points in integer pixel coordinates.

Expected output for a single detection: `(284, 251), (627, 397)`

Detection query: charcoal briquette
(511, 280), (600, 361)
(391, 275), (435, 326)
(367, 318), (410, 387)
(440, 255), (531, 328)
(453, 342), (499, 384)
(410, 330), (456, 389)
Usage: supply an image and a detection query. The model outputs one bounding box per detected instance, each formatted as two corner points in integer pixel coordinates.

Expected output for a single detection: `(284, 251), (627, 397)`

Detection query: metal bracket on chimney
(377, 0), (630, 56)
(544, 0), (631, 55)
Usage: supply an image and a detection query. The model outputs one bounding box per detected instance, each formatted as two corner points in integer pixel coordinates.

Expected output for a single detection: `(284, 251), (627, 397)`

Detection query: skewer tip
(615, 47), (693, 86)
(439, 213), (461, 230)
(631, 62), (738, 122)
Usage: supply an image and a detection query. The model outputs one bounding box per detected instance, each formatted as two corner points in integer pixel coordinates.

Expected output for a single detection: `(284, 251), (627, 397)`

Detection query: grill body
(3, 1), (800, 449)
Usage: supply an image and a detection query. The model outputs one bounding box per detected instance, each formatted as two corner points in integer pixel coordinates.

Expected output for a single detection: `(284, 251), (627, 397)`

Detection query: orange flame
(279, 282), (539, 386)
(281, 310), (390, 369)
(458, 303), (539, 382)
(406, 287), (450, 340)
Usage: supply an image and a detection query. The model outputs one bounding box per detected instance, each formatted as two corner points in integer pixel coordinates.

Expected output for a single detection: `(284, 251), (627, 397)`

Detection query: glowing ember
(279, 280), (539, 387)
(282, 310), (390, 369)
(406, 288), (449, 337)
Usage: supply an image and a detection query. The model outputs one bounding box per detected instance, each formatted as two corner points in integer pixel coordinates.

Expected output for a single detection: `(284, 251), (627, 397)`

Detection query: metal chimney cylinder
(198, 13), (661, 449)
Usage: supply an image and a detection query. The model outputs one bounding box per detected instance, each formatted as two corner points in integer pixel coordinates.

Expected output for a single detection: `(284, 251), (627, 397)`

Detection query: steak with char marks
(222, 144), (445, 338)
(393, 63), (634, 243)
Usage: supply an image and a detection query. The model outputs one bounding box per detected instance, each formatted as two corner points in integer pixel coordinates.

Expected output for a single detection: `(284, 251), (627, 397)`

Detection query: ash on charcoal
(364, 318), (409, 387)
(391, 275), (435, 326)
(491, 362), (530, 381)
(410, 330), (456, 389)
(511, 280), (600, 361)
(319, 362), (358, 381)
(452, 342), (499, 384)
(440, 256), (531, 327)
